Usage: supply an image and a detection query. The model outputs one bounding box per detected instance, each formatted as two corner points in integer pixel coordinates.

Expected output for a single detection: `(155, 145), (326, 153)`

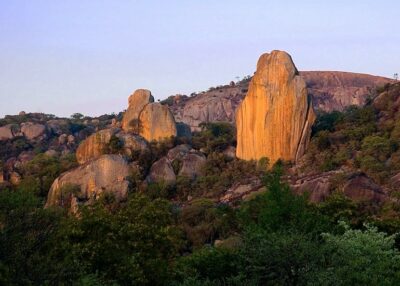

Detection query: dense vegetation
(2, 160), (400, 285)
(305, 83), (400, 186)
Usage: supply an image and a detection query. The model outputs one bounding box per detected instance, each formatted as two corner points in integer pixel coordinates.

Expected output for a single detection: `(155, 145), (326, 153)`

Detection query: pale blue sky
(0, 0), (399, 117)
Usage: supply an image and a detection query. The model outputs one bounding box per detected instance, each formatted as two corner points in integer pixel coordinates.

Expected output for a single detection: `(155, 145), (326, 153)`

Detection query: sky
(0, 0), (399, 118)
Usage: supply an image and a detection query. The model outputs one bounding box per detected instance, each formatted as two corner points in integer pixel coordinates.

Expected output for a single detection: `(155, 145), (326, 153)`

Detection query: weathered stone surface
(220, 180), (263, 203)
(291, 171), (336, 203)
(178, 153), (206, 178)
(301, 71), (391, 111)
(147, 157), (176, 184)
(122, 89), (154, 132)
(167, 144), (191, 161)
(236, 50), (316, 164)
(21, 122), (46, 140)
(121, 89), (177, 141)
(0, 124), (18, 140)
(76, 128), (148, 164)
(116, 132), (148, 156)
(343, 173), (386, 202)
(76, 128), (119, 164)
(139, 103), (177, 142)
(46, 155), (130, 208)
(177, 90), (242, 131)
(167, 72), (390, 130)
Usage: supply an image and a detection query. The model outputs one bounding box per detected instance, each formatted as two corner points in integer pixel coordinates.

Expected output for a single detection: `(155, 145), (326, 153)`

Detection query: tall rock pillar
(236, 50), (315, 164)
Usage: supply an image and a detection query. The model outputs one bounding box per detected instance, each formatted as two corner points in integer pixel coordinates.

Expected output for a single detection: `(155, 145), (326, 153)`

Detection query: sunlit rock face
(75, 128), (148, 164)
(236, 50), (316, 164)
(138, 103), (177, 142)
(122, 89), (154, 132)
(76, 128), (119, 164)
(45, 155), (131, 209)
(122, 89), (177, 141)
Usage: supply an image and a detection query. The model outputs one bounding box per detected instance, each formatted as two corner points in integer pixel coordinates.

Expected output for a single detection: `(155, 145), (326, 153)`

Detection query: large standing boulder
(45, 155), (131, 208)
(122, 89), (154, 132)
(121, 89), (177, 142)
(178, 153), (206, 179)
(76, 128), (119, 164)
(236, 50), (316, 164)
(147, 157), (176, 184)
(139, 103), (177, 142)
(20, 122), (46, 140)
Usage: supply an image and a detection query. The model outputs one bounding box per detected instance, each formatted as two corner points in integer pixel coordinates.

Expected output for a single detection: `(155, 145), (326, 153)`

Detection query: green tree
(316, 222), (400, 285)
(56, 194), (181, 285)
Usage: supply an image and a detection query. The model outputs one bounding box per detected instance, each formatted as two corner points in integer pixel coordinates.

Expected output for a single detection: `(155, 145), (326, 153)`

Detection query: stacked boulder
(46, 88), (180, 210)
(122, 89), (177, 141)
(0, 122), (47, 141)
(147, 144), (206, 185)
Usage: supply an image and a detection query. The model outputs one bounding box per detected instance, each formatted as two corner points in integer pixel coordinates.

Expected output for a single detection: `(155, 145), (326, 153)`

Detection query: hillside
(164, 71), (391, 131)
(0, 73), (399, 285)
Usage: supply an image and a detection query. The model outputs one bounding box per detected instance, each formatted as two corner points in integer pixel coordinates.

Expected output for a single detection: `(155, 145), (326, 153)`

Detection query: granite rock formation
(20, 122), (46, 140)
(122, 89), (177, 141)
(76, 128), (119, 164)
(236, 50), (316, 164)
(122, 89), (154, 132)
(166, 72), (390, 131)
(76, 128), (148, 164)
(45, 155), (131, 208)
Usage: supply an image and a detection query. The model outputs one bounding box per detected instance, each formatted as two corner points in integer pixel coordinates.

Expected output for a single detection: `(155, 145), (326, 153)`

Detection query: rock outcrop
(46, 155), (131, 208)
(139, 103), (177, 142)
(166, 72), (390, 131)
(76, 128), (119, 164)
(0, 124), (17, 140)
(343, 173), (387, 202)
(122, 89), (154, 132)
(147, 144), (206, 184)
(76, 128), (148, 164)
(178, 153), (206, 179)
(236, 50), (316, 164)
(122, 89), (177, 141)
(21, 122), (46, 140)
(147, 157), (177, 185)
(301, 71), (391, 111)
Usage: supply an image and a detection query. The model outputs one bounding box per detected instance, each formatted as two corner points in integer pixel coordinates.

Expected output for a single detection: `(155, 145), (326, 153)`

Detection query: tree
(316, 222), (400, 285)
(70, 113), (84, 120)
(56, 195), (181, 285)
